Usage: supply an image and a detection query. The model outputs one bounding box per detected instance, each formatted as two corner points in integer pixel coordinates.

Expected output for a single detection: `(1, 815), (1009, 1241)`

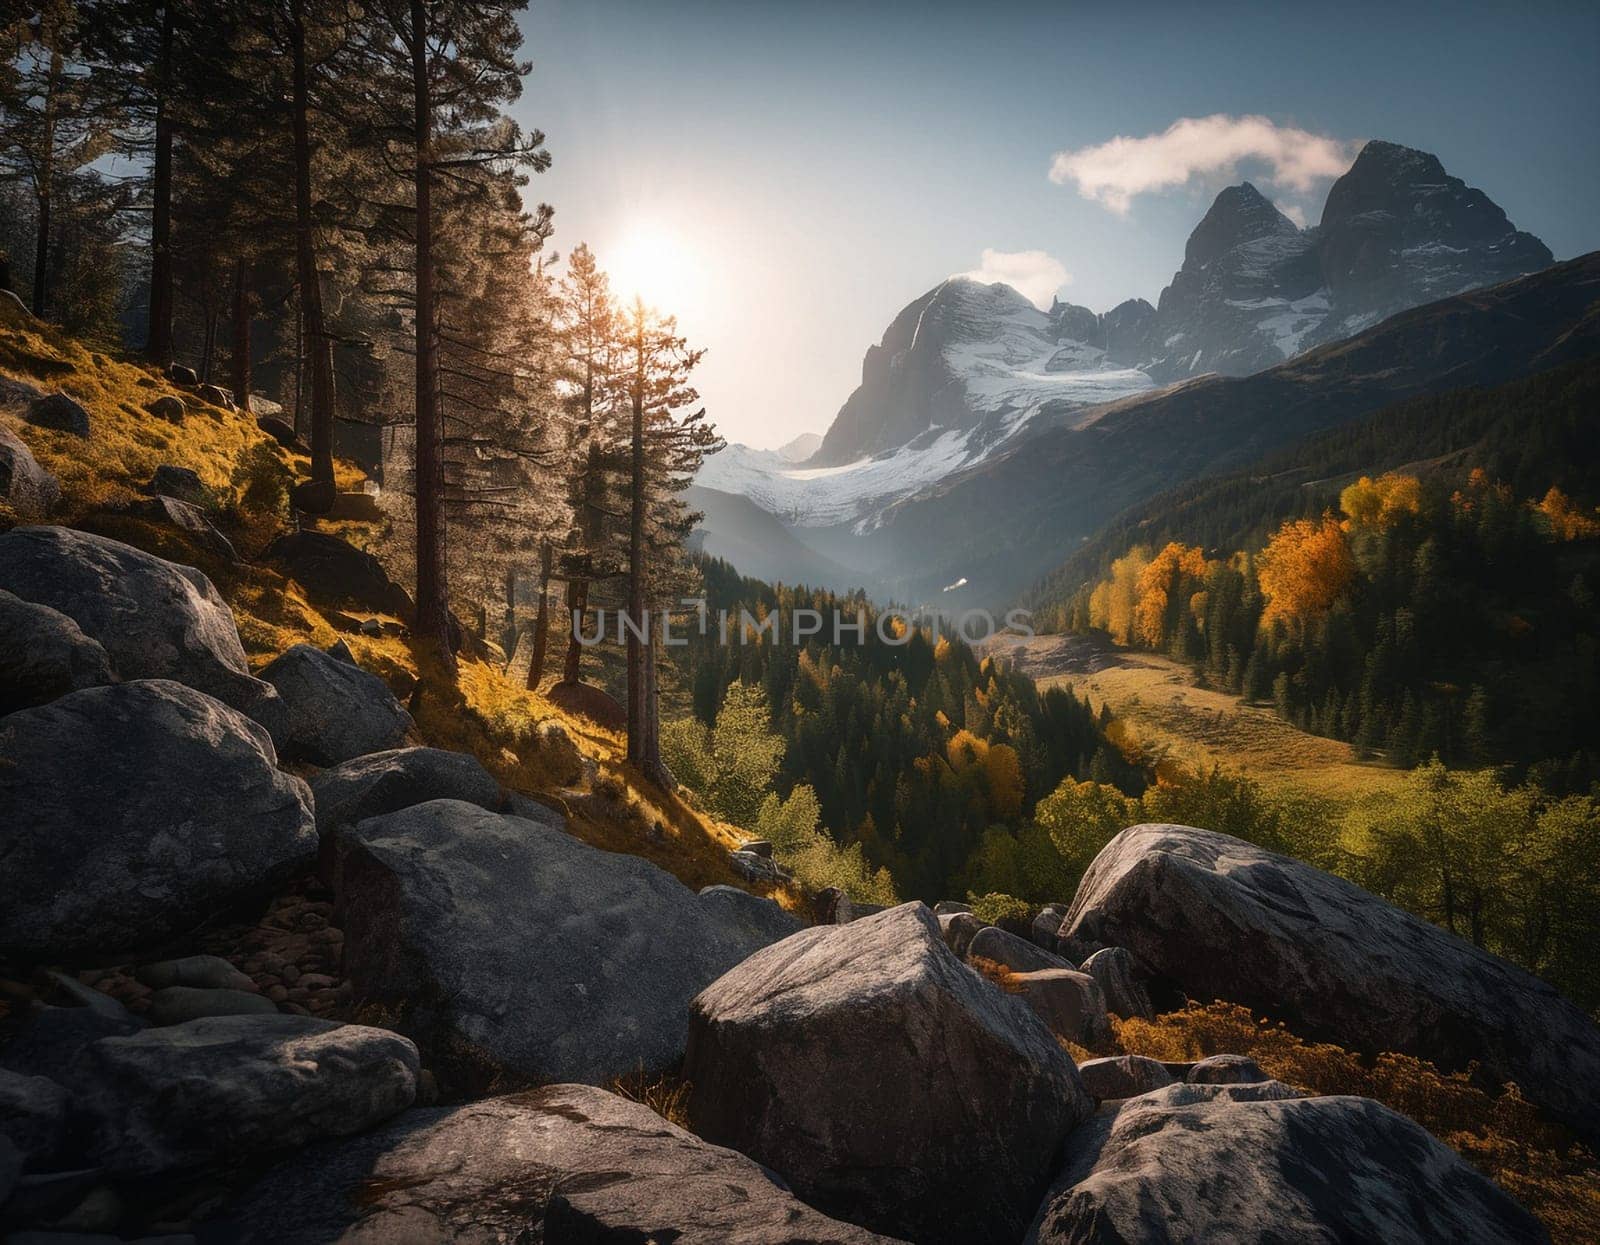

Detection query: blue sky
(513, 1), (1600, 448)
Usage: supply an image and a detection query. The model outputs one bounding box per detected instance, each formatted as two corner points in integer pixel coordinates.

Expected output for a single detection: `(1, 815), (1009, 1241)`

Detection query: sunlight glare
(606, 222), (705, 318)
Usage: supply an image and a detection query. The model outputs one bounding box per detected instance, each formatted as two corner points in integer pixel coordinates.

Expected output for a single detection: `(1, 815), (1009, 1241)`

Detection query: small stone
(24, 392), (91, 437)
(1187, 1053), (1269, 1085)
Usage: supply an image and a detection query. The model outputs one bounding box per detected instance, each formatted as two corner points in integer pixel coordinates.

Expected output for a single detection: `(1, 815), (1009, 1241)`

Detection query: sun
(605, 222), (704, 316)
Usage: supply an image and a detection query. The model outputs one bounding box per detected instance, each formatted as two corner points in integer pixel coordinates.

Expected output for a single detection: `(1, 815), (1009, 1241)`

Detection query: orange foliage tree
(1134, 542), (1212, 648)
(1256, 514), (1355, 623)
(1534, 487), (1600, 541)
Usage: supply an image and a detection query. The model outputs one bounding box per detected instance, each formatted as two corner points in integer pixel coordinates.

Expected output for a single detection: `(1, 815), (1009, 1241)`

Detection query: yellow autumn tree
(1134, 542), (1211, 648)
(983, 742), (1025, 820)
(1088, 546), (1151, 645)
(1256, 514), (1355, 623)
(1340, 472), (1422, 531)
(1534, 487), (1600, 541)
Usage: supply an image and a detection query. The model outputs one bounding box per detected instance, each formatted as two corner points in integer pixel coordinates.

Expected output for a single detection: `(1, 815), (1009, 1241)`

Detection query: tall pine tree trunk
(529, 539), (551, 691)
(410, 0), (453, 674)
(642, 637), (668, 787)
(230, 261), (251, 412)
(289, 0), (335, 493)
(562, 576), (588, 684)
(625, 325), (646, 764)
(145, 4), (174, 362)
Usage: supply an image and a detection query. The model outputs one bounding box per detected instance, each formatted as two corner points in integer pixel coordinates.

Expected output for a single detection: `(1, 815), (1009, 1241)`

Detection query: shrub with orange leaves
(1534, 486), (1600, 541)
(1256, 514), (1355, 623)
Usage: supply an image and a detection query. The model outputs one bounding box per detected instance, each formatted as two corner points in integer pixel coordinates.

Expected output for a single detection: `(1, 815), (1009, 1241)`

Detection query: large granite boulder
(24, 392), (91, 437)
(1080, 946), (1154, 1021)
(336, 800), (797, 1085)
(0, 526), (283, 736)
(263, 530), (412, 616)
(0, 1069), (69, 1172)
(696, 884), (804, 945)
(967, 924), (1073, 975)
(1008, 968), (1111, 1047)
(203, 1084), (897, 1243)
(0, 589), (115, 713)
(259, 643), (413, 765)
(1062, 824), (1600, 1138)
(685, 903), (1093, 1245)
(1025, 1083), (1546, 1244)
(1075, 1055), (1176, 1101)
(0, 680), (315, 961)
(0, 424), (59, 518)
(65, 1015), (418, 1176)
(309, 746), (501, 838)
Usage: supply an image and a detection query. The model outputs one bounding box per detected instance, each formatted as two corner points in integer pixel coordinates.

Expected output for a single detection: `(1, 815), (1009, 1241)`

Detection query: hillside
(861, 250), (1600, 608)
(1026, 355), (1600, 616)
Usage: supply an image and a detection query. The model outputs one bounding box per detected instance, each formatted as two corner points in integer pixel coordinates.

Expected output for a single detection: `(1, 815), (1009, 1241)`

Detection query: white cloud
(1276, 200), (1309, 229)
(957, 248), (1072, 309)
(1049, 114), (1358, 215)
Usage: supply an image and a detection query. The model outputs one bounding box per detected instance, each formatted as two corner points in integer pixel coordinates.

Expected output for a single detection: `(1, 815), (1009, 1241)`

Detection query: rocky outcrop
(1080, 946), (1154, 1020)
(309, 746), (502, 837)
(123, 494), (237, 561)
(204, 1084), (897, 1243)
(65, 1015), (418, 1177)
(1063, 823), (1600, 1138)
(0, 680), (316, 961)
(685, 903), (1093, 1245)
(337, 800), (795, 1085)
(259, 643), (413, 765)
(0, 424), (59, 519)
(0, 588), (115, 713)
(24, 392), (91, 437)
(1025, 1083), (1546, 1244)
(1075, 1055), (1176, 1101)
(0, 526), (284, 736)
(263, 530), (412, 616)
(1008, 967), (1112, 1047)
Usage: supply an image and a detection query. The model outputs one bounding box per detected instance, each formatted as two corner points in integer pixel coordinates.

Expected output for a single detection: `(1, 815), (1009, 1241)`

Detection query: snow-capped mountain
(694, 139), (1555, 581)
(697, 277), (1154, 530)
(1142, 141), (1552, 382)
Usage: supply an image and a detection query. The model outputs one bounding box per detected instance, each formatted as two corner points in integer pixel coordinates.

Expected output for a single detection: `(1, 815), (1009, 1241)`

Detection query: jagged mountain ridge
(697, 139), (1556, 544)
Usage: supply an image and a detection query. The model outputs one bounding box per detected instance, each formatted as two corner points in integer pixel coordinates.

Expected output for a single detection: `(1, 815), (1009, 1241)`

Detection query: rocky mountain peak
(1184, 182), (1301, 269)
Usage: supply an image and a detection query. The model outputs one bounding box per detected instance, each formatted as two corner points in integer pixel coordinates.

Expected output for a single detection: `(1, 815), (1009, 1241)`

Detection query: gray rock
(337, 800), (796, 1085)
(0, 680), (315, 961)
(145, 395), (186, 423)
(145, 987), (277, 1026)
(24, 392), (90, 437)
(1187, 1053), (1269, 1085)
(1024, 1083), (1544, 1244)
(1080, 946), (1155, 1021)
(739, 838), (774, 858)
(0, 424), (60, 518)
(967, 924), (1073, 975)
(66, 1015), (418, 1176)
(0, 589), (115, 713)
(1031, 902), (1068, 953)
(0, 986), (144, 1083)
(532, 718), (583, 785)
(0, 1135), (19, 1211)
(728, 848), (786, 885)
(254, 414), (304, 450)
(685, 903), (1093, 1245)
(323, 637), (355, 665)
(697, 885), (803, 946)
(0, 1069), (68, 1171)
(259, 643), (413, 765)
(1076, 1055), (1175, 1101)
(1009, 968), (1112, 1047)
(203, 1083), (896, 1244)
(123, 495), (237, 562)
(1063, 823), (1600, 1139)
(144, 465), (207, 504)
(812, 887), (889, 925)
(133, 955), (254, 993)
(938, 910), (987, 957)
(932, 900), (972, 915)
(309, 746), (501, 838)
(0, 526), (284, 736)
(166, 363), (199, 386)
(262, 531), (412, 616)
(197, 383), (233, 409)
